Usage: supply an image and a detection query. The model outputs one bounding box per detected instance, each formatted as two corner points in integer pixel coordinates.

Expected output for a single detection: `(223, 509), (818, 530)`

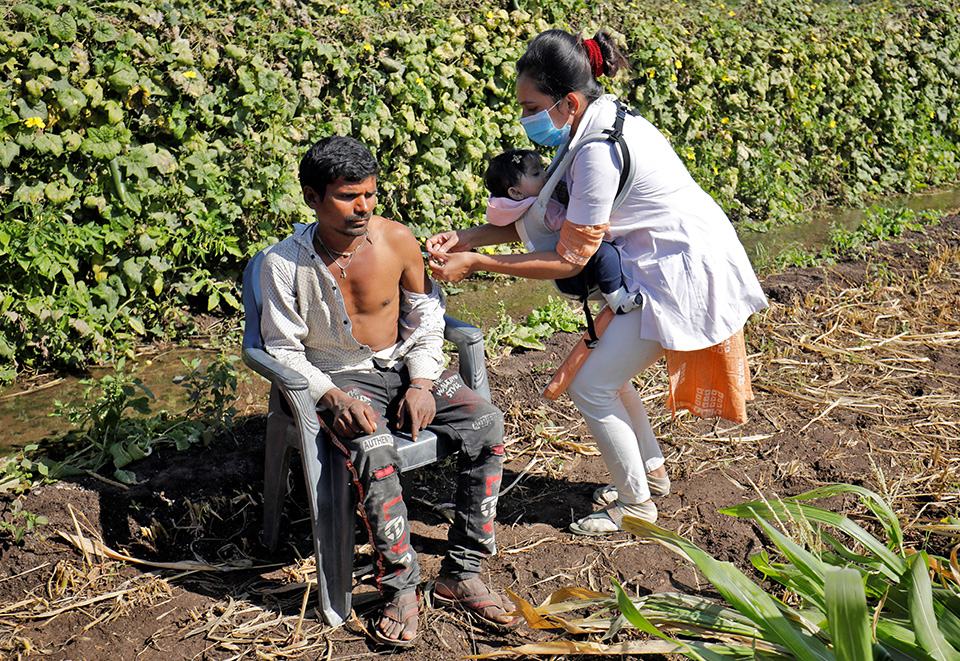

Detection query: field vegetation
(1, 0), (958, 382)
(1, 3), (959, 657)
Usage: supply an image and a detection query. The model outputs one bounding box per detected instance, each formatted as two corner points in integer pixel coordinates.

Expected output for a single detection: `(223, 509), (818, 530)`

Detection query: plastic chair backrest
(242, 250), (266, 352)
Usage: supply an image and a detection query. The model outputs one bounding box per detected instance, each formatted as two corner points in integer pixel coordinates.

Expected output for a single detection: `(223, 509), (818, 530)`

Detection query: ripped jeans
(321, 366), (505, 597)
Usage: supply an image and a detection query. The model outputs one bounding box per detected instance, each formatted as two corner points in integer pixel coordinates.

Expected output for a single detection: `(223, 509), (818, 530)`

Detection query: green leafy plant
(2, 0), (958, 382)
(0, 496), (48, 544)
(492, 484), (960, 659)
(619, 484), (960, 660)
(484, 296), (584, 353)
(12, 353), (249, 486)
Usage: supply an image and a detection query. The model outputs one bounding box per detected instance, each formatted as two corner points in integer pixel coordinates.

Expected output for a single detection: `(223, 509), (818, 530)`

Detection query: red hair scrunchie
(583, 38), (604, 79)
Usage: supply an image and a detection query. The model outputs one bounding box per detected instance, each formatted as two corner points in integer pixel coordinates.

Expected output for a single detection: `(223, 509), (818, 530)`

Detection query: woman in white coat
(427, 28), (768, 535)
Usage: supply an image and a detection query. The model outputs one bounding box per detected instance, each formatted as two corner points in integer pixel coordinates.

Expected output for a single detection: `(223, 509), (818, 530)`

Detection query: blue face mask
(520, 99), (570, 147)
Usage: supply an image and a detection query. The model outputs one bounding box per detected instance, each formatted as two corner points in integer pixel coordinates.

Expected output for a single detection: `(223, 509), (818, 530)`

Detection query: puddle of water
(741, 187), (960, 261)
(444, 277), (560, 328)
(0, 347), (264, 456)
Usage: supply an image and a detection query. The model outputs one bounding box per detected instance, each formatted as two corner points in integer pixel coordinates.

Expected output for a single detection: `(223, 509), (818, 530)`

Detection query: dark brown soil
(2, 215), (959, 660)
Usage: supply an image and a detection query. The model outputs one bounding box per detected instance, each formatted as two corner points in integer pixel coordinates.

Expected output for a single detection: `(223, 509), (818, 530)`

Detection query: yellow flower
(183, 71), (197, 79)
(720, 117), (729, 124)
(486, 11), (493, 18)
(675, 60), (682, 68)
(671, 74), (677, 82)
(24, 116), (44, 129)
(339, 4), (350, 13)
(363, 43), (373, 52)
(728, 10), (735, 16)
(721, 74), (730, 82)
(829, 120), (836, 128)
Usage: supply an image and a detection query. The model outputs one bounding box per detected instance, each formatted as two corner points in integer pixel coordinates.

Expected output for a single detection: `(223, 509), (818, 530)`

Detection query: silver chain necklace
(314, 232), (370, 279)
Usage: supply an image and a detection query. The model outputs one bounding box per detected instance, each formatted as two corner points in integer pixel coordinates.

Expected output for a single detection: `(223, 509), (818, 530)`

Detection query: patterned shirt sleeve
(557, 219), (610, 266)
(398, 281), (446, 382)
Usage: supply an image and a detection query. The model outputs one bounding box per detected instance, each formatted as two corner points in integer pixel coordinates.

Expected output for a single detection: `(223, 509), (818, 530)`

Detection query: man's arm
(395, 223), (446, 439)
(397, 223), (446, 385)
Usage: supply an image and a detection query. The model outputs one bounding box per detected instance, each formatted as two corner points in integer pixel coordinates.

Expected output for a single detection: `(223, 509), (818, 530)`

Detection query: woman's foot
(569, 499), (658, 536)
(432, 576), (519, 629)
(371, 590), (419, 647)
(592, 474), (670, 506)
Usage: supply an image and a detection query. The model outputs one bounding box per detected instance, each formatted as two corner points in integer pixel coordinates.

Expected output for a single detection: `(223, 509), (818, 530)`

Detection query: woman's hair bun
(591, 31), (629, 78)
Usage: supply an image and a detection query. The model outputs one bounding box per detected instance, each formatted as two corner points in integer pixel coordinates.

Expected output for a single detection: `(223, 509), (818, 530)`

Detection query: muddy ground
(1, 215), (959, 660)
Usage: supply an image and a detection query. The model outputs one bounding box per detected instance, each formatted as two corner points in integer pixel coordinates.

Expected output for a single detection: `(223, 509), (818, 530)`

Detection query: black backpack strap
(600, 100), (634, 205)
(583, 298), (600, 349)
(580, 100), (636, 350)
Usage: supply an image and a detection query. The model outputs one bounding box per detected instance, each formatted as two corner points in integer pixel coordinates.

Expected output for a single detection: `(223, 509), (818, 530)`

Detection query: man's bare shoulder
(374, 216), (420, 253)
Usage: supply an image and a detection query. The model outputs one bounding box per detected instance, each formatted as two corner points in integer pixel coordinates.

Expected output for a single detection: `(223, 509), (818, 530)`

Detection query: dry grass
(2, 226), (958, 659)
(500, 240), (960, 536)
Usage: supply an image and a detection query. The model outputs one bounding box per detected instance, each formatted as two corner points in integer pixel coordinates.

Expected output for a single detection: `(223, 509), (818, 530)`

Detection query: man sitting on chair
(259, 135), (517, 646)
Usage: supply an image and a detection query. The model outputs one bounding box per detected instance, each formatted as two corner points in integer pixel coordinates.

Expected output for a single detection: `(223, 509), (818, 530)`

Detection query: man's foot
(432, 576), (519, 629)
(569, 499), (657, 536)
(592, 474), (671, 506)
(370, 590), (419, 647)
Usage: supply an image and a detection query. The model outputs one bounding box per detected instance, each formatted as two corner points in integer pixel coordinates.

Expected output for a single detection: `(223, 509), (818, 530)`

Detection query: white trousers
(567, 309), (665, 504)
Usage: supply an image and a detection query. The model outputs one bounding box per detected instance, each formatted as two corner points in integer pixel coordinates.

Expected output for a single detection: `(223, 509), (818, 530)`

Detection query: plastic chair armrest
(443, 316), (490, 401)
(242, 346), (310, 392)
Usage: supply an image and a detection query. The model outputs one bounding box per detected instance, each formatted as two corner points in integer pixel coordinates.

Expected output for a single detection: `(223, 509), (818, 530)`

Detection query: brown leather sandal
(370, 590), (419, 647)
(432, 576), (519, 629)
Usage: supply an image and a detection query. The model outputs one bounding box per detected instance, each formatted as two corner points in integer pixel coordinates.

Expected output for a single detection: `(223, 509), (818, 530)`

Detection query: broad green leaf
(50, 79), (86, 119)
(824, 567), (873, 661)
(122, 259), (143, 284)
(81, 125), (126, 160)
(27, 52), (57, 72)
(93, 22), (118, 42)
(123, 147), (150, 181)
(108, 61), (140, 92)
(623, 517), (833, 661)
(14, 129), (56, 157)
(127, 316), (145, 335)
(13, 3), (42, 21)
(0, 141), (20, 168)
(47, 12), (77, 42)
(44, 181), (73, 205)
(113, 469), (137, 485)
(908, 552), (960, 661)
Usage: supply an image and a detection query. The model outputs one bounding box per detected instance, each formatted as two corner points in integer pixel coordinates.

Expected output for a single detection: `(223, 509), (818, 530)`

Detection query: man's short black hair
(299, 136), (381, 199)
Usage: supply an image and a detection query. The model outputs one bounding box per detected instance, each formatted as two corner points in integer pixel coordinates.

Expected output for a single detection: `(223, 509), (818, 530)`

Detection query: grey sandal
(592, 475), (671, 506)
(569, 500), (658, 536)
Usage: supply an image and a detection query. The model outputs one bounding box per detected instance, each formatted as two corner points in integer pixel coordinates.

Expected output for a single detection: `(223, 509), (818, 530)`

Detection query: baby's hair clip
(512, 153), (524, 164)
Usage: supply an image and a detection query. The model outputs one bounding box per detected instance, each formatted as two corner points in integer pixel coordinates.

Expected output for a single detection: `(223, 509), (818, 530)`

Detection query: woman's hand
(425, 230), (469, 260)
(428, 252), (476, 283)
